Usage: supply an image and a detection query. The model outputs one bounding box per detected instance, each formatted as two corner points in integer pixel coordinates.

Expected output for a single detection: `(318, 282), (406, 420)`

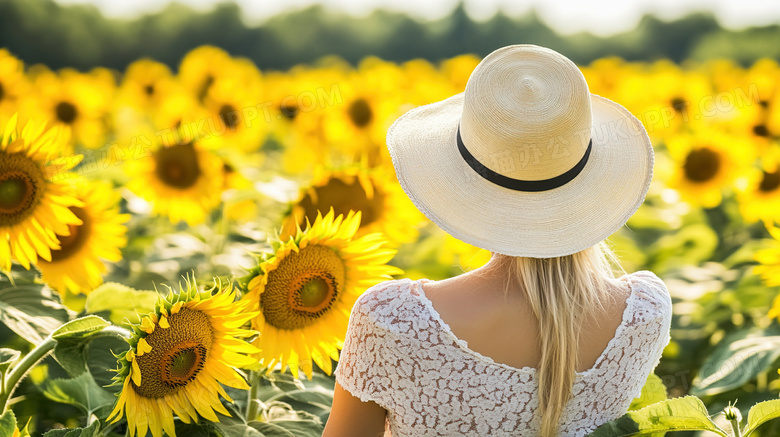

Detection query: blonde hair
(494, 241), (624, 436)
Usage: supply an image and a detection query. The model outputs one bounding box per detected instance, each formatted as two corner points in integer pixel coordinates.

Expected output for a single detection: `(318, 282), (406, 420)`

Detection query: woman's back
(421, 268), (631, 373)
(333, 270), (672, 436)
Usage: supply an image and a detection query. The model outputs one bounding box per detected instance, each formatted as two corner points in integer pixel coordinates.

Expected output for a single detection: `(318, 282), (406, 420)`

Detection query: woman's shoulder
(622, 270), (673, 323)
(350, 278), (421, 324)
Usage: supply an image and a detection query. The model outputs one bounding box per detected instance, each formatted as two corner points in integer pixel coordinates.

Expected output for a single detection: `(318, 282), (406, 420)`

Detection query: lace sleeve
(334, 280), (402, 410)
(626, 270), (673, 397)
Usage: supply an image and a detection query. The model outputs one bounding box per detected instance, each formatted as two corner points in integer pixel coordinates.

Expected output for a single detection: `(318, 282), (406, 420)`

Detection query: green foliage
(0, 283), (72, 345)
(0, 349), (20, 375)
(629, 374), (668, 411)
(84, 283), (157, 325)
(0, 410), (17, 436)
(744, 399), (780, 435)
(42, 421), (99, 437)
(691, 326), (780, 396)
(589, 396), (729, 436)
(52, 318), (129, 378)
(589, 396), (780, 436)
(38, 372), (115, 418)
(252, 371), (334, 424)
(51, 316), (110, 341)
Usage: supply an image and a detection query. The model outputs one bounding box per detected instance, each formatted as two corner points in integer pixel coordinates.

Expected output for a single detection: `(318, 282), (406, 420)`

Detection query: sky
(54, 0), (780, 37)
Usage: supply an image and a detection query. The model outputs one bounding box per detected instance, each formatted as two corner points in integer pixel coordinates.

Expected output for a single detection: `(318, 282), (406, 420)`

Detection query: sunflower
(125, 138), (225, 225)
(24, 66), (114, 149)
(36, 179), (129, 294)
(281, 165), (422, 245)
(0, 50), (28, 120)
(320, 58), (404, 165)
(108, 277), (258, 437)
(439, 54), (480, 93)
(737, 145), (780, 223)
(0, 114), (83, 271)
(267, 66), (343, 174)
(243, 209), (402, 379)
(665, 127), (753, 208)
(198, 72), (267, 153)
(178, 46), (260, 104)
(120, 59), (174, 108)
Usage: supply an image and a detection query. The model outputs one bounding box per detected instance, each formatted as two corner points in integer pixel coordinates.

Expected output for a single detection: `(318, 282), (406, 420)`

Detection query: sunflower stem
(0, 336), (57, 412)
(246, 370), (262, 421)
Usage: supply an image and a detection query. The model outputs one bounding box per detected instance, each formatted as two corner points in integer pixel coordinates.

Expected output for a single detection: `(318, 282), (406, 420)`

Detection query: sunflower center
(144, 84), (155, 96)
(261, 245), (345, 330)
(683, 148), (720, 183)
(49, 206), (90, 262)
(671, 97), (687, 113)
(0, 178), (27, 211)
(280, 102), (299, 120)
(759, 171), (780, 192)
(348, 98), (373, 128)
(55, 101), (78, 124)
(154, 143), (201, 189)
(292, 273), (337, 313)
(133, 307), (213, 398)
(753, 124), (769, 137)
(0, 153), (45, 226)
(299, 177), (383, 228)
(163, 342), (207, 386)
(219, 104), (240, 130)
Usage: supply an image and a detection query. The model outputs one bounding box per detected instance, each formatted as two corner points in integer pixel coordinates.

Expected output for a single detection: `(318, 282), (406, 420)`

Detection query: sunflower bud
(723, 405), (742, 422)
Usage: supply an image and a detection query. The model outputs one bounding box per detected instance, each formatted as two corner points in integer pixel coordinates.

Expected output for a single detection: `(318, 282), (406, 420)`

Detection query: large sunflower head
(108, 277), (258, 437)
(281, 165), (422, 245)
(125, 137), (225, 225)
(665, 128), (754, 208)
(243, 209), (402, 379)
(37, 179), (129, 295)
(0, 114), (83, 271)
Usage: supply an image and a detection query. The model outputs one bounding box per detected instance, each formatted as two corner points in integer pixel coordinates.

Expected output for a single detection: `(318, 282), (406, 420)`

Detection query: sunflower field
(0, 44), (780, 436)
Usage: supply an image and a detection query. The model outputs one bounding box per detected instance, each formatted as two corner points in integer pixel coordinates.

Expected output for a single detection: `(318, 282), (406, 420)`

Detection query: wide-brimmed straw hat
(386, 45), (653, 258)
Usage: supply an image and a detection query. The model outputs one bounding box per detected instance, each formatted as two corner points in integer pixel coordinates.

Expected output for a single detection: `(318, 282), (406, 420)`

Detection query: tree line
(0, 0), (778, 71)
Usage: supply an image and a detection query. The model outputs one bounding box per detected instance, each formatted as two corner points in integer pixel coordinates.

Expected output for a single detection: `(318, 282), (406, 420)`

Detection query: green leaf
(588, 396), (729, 437)
(86, 335), (130, 392)
(212, 407), (266, 437)
(629, 373), (668, 411)
(84, 283), (158, 325)
(0, 410), (17, 436)
(0, 348), (21, 374)
(173, 422), (216, 437)
(52, 316), (110, 340)
(250, 420), (323, 437)
(42, 421), (100, 437)
(53, 326), (130, 377)
(244, 402), (323, 437)
(0, 284), (72, 345)
(39, 372), (117, 417)
(254, 371), (334, 423)
(691, 326), (780, 396)
(744, 399), (780, 436)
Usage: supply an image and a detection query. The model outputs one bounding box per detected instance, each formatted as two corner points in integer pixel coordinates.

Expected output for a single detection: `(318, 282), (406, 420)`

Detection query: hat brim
(386, 93), (654, 258)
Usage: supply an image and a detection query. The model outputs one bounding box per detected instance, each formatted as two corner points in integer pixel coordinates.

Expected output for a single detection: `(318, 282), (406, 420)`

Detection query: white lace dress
(334, 271), (673, 436)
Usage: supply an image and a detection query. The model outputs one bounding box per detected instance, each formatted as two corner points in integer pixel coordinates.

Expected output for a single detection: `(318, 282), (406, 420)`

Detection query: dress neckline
(411, 273), (638, 377)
